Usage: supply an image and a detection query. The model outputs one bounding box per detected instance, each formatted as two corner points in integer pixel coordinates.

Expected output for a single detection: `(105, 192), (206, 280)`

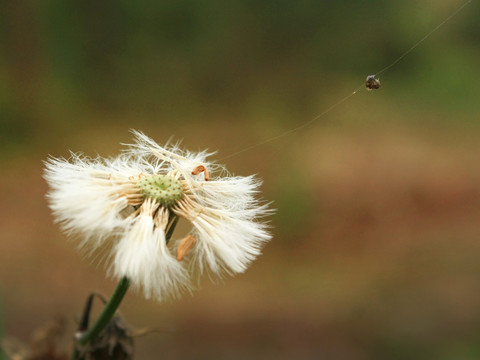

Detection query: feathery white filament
(44, 130), (272, 302)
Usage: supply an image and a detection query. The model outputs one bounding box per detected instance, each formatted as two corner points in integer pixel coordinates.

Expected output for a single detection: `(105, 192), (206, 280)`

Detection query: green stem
(73, 277), (130, 359)
(78, 276), (130, 346)
(72, 215), (178, 359)
(166, 215), (179, 244)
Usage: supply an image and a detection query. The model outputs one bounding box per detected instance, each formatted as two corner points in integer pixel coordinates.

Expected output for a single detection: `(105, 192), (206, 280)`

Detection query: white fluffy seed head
(44, 130), (273, 302)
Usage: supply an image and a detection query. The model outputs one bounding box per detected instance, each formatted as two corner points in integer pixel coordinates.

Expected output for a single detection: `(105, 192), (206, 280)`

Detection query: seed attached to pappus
(176, 235), (196, 261)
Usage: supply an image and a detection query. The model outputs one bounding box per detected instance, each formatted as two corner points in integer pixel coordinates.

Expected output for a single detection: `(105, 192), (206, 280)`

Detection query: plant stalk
(78, 276), (130, 345)
(72, 215), (179, 359)
(72, 277), (130, 359)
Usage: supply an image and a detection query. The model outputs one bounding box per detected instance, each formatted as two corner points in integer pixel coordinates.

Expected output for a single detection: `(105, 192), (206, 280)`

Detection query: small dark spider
(365, 75), (381, 90)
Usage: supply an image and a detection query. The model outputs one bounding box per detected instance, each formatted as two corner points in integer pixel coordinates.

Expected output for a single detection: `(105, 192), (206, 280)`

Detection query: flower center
(136, 174), (183, 207)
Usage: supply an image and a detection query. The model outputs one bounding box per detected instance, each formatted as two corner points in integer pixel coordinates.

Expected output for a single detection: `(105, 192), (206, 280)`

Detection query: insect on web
(218, 0), (473, 161)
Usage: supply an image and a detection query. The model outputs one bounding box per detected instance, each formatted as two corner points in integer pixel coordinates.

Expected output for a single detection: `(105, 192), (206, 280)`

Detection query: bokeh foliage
(1, 0), (479, 152)
(1, 1), (480, 359)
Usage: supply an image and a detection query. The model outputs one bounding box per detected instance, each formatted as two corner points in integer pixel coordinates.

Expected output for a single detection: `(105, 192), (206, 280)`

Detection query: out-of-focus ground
(1, 1), (480, 359)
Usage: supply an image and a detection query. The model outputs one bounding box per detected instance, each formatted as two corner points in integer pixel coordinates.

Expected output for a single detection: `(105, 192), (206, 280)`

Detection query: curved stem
(72, 215), (178, 359)
(77, 276), (130, 346)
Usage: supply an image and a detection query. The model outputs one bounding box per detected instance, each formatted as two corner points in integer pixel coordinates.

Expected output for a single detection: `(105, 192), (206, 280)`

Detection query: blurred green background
(1, 0), (480, 359)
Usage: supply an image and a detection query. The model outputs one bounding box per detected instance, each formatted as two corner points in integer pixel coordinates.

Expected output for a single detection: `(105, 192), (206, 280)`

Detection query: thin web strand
(219, 84), (364, 161)
(375, 0), (472, 77)
(219, 0), (472, 161)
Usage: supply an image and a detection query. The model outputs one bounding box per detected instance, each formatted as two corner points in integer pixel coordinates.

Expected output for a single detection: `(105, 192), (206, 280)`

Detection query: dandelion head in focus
(44, 131), (272, 302)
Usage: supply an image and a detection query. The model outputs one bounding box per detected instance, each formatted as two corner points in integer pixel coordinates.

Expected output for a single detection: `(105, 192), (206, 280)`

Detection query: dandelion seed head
(44, 130), (273, 302)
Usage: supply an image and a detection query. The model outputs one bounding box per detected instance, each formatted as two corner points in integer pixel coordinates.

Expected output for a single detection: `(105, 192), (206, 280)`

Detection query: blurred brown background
(1, 0), (480, 359)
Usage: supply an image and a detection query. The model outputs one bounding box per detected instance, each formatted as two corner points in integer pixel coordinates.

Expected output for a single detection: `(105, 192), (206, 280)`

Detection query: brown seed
(191, 165), (210, 181)
(176, 235), (196, 261)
